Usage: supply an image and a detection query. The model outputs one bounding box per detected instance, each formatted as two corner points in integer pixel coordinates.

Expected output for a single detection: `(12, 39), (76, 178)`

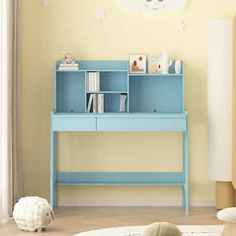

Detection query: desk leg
(50, 131), (57, 208)
(183, 130), (189, 215)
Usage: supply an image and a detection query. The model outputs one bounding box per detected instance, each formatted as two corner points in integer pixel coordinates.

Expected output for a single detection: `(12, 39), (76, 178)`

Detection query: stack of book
(87, 72), (100, 92)
(87, 93), (104, 113)
(58, 63), (79, 71)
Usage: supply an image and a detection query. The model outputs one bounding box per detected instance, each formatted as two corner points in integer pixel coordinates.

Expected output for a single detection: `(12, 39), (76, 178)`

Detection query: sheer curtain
(0, 0), (23, 223)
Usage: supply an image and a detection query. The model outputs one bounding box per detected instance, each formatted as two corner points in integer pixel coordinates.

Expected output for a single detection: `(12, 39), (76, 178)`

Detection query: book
(87, 94), (93, 112)
(59, 63), (79, 67)
(91, 73), (94, 92)
(92, 94), (97, 113)
(120, 93), (127, 112)
(95, 72), (100, 91)
(88, 72), (93, 92)
(92, 72), (97, 92)
(97, 94), (104, 113)
(58, 67), (79, 71)
(87, 73), (91, 92)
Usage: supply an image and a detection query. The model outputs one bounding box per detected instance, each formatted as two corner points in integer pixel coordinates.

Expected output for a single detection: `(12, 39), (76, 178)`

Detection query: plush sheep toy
(13, 196), (55, 232)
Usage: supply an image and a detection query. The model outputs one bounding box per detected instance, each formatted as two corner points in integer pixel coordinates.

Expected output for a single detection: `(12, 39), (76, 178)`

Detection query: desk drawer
(52, 116), (96, 131)
(97, 117), (186, 131)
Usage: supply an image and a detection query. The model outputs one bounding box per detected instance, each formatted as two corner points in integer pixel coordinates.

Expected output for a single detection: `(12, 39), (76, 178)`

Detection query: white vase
(175, 60), (182, 74)
(161, 52), (169, 74)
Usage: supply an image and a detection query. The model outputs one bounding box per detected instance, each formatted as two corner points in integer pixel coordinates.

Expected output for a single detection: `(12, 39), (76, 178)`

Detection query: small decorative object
(95, 9), (106, 22)
(174, 60), (182, 74)
(148, 55), (162, 74)
(42, 0), (50, 8)
(13, 196), (55, 232)
(59, 50), (78, 71)
(120, 0), (186, 15)
(61, 49), (76, 64)
(175, 19), (186, 32)
(217, 207), (236, 236)
(130, 55), (146, 74)
(141, 222), (182, 236)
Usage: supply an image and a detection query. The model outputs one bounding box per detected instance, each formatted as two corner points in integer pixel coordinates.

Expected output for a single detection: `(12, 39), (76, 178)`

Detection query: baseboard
(58, 199), (215, 207)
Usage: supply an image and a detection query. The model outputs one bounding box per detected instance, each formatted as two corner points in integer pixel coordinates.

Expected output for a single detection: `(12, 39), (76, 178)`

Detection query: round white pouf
(217, 207), (236, 236)
(142, 222), (182, 236)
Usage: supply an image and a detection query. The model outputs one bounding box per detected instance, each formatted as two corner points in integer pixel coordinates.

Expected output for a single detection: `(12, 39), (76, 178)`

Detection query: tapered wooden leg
(222, 224), (236, 236)
(216, 182), (235, 209)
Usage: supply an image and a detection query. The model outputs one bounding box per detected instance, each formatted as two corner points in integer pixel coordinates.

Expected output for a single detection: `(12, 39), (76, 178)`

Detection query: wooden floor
(0, 207), (222, 235)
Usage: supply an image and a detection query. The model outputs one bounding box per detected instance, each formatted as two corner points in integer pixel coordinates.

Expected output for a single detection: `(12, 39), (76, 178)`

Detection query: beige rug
(74, 225), (224, 236)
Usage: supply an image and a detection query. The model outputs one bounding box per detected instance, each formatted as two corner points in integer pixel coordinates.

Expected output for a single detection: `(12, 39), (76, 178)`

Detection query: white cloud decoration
(120, 0), (186, 15)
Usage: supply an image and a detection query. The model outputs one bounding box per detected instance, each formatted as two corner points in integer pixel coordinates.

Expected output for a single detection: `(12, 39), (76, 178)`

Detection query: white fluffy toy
(13, 196), (55, 232)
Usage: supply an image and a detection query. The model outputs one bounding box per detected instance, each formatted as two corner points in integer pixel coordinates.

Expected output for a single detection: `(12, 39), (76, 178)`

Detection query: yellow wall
(21, 0), (236, 205)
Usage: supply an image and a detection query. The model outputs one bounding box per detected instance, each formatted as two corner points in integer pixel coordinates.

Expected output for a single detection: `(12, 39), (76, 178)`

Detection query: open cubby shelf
(56, 71), (85, 113)
(55, 60), (184, 114)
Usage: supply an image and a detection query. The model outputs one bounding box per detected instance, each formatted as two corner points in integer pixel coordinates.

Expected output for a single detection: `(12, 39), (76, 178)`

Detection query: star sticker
(175, 20), (186, 32)
(95, 10), (106, 22)
(42, 0), (50, 8)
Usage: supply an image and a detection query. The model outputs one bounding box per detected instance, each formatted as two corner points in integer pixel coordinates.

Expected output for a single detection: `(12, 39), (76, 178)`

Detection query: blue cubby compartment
(104, 93), (128, 113)
(56, 71), (86, 113)
(100, 72), (128, 92)
(129, 75), (184, 113)
(86, 93), (128, 113)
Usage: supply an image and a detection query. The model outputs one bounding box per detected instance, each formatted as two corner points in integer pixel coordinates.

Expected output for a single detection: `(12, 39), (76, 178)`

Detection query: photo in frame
(148, 54), (163, 74)
(129, 55), (147, 74)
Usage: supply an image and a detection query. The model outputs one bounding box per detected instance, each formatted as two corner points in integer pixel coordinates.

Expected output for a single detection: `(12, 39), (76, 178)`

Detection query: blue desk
(50, 112), (189, 214)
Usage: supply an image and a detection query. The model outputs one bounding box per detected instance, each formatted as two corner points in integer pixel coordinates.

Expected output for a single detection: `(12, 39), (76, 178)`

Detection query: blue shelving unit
(51, 60), (189, 214)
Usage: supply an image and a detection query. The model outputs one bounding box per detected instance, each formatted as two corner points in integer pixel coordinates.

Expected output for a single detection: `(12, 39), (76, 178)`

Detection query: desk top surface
(51, 111), (188, 118)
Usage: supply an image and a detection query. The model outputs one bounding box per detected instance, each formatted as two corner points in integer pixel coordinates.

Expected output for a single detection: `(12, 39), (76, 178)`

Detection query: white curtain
(0, 0), (23, 223)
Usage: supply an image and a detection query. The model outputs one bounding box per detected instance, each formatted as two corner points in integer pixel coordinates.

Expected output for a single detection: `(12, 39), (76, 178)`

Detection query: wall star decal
(95, 10), (106, 22)
(175, 19), (186, 32)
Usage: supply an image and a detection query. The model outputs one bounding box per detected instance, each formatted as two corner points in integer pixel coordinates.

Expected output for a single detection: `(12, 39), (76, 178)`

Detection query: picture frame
(129, 55), (147, 74)
(148, 54), (163, 74)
